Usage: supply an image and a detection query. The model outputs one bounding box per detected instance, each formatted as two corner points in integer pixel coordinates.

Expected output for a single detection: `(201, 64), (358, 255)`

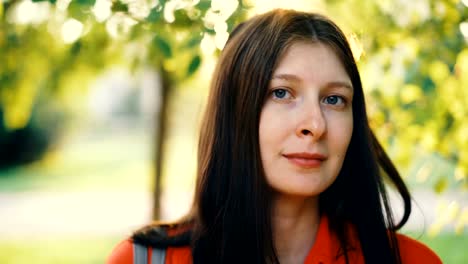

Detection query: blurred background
(0, 0), (467, 263)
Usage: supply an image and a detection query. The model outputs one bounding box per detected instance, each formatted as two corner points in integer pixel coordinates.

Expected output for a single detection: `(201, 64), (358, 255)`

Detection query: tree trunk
(152, 67), (172, 220)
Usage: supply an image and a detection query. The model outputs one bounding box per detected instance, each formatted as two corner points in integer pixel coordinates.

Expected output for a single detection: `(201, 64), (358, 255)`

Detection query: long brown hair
(133, 9), (412, 264)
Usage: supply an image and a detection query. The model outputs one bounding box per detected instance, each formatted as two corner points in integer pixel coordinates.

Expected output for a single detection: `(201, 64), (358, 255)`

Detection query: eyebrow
(271, 73), (301, 82)
(271, 73), (353, 91)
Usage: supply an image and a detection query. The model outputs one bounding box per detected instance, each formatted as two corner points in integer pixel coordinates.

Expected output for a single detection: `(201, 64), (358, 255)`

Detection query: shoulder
(396, 233), (442, 264)
(106, 238), (192, 264)
(166, 246), (192, 264)
(132, 221), (192, 247)
(107, 239), (133, 264)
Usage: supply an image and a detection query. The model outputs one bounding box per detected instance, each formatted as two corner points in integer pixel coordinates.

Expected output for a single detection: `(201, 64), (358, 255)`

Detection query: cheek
(258, 106), (289, 167)
(341, 117), (353, 147)
(258, 113), (274, 160)
(327, 112), (353, 155)
(258, 106), (283, 146)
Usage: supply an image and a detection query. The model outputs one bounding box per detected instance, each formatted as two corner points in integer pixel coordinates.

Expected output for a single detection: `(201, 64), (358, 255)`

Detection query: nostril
(301, 129), (312, 135)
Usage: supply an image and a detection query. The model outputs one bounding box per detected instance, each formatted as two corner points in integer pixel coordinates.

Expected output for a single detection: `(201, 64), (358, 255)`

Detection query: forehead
(272, 41), (351, 84)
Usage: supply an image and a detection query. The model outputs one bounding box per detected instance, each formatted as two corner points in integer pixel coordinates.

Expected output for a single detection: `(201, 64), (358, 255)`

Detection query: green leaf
(146, 7), (162, 23)
(70, 41), (82, 56)
(31, 0), (48, 2)
(48, 0), (57, 4)
(68, 1), (84, 20)
(172, 9), (194, 27)
(204, 28), (216, 35)
(76, 0), (96, 6)
(195, 0), (211, 12)
(111, 1), (128, 13)
(153, 35), (172, 58)
(187, 55), (201, 76)
(184, 34), (203, 49)
(68, 0), (94, 20)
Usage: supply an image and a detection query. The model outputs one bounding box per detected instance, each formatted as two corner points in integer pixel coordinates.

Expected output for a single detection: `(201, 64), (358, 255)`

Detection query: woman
(108, 9), (441, 264)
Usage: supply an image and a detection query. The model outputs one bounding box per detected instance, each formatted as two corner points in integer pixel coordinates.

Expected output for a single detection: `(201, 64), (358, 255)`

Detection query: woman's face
(259, 41), (353, 197)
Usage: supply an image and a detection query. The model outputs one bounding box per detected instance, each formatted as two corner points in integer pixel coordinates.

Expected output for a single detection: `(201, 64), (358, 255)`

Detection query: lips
(282, 152), (327, 168)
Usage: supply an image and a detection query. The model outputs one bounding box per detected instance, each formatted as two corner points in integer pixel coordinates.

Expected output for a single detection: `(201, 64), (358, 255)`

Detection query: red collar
(304, 215), (364, 264)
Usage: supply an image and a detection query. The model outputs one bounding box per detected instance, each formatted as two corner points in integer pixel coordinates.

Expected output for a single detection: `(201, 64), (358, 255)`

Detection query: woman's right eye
(272, 88), (291, 100)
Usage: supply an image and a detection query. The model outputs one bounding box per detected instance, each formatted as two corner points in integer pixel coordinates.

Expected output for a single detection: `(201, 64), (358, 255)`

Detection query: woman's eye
(324, 95), (344, 105)
(272, 89), (291, 99)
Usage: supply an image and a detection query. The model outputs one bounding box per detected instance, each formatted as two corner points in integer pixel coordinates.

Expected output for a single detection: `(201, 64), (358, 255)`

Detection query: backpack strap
(133, 243), (148, 264)
(133, 243), (166, 264)
(151, 247), (166, 264)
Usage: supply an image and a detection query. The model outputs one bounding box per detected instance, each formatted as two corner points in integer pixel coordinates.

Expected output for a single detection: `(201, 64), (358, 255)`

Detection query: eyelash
(323, 95), (346, 106)
(271, 88), (293, 100)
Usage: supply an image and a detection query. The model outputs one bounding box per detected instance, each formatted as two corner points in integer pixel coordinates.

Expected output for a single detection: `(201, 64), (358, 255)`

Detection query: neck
(271, 194), (320, 264)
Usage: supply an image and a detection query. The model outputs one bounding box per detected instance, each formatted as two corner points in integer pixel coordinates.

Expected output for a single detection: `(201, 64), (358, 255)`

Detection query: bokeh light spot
(61, 18), (84, 44)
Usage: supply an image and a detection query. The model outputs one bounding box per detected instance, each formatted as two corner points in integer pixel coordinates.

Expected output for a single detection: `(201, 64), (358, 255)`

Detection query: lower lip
(285, 157), (323, 168)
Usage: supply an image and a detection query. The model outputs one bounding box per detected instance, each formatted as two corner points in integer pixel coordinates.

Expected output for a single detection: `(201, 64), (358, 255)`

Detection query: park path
(0, 188), (465, 238)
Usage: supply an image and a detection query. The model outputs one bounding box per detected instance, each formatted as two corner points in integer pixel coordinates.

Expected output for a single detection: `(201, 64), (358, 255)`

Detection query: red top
(107, 216), (442, 264)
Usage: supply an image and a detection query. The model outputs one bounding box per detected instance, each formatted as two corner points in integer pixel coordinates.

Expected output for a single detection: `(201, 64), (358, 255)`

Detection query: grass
(0, 236), (121, 264)
(406, 231), (468, 263)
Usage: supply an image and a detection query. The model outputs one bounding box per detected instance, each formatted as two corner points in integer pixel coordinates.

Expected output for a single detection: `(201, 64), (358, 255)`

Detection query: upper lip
(282, 152), (327, 160)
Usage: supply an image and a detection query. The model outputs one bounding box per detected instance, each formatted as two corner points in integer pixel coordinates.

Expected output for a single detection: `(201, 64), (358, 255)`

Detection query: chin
(272, 185), (327, 198)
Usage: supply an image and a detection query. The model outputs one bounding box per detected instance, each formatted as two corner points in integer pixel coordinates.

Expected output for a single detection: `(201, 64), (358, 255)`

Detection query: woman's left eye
(324, 95), (344, 105)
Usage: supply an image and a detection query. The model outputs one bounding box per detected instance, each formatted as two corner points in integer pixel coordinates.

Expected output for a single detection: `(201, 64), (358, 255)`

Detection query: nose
(295, 103), (326, 140)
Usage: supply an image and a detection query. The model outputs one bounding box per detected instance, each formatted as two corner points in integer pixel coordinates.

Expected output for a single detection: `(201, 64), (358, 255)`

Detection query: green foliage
(328, 0), (468, 181)
(0, 0), (249, 169)
(0, 108), (56, 169)
(68, 0), (97, 21)
(0, 0), (248, 126)
(146, 6), (163, 23)
(184, 33), (204, 49)
(187, 55), (202, 77)
(111, 1), (128, 13)
(195, 0), (212, 13)
(77, 0), (96, 6)
(325, 0), (468, 232)
(153, 35), (173, 58)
